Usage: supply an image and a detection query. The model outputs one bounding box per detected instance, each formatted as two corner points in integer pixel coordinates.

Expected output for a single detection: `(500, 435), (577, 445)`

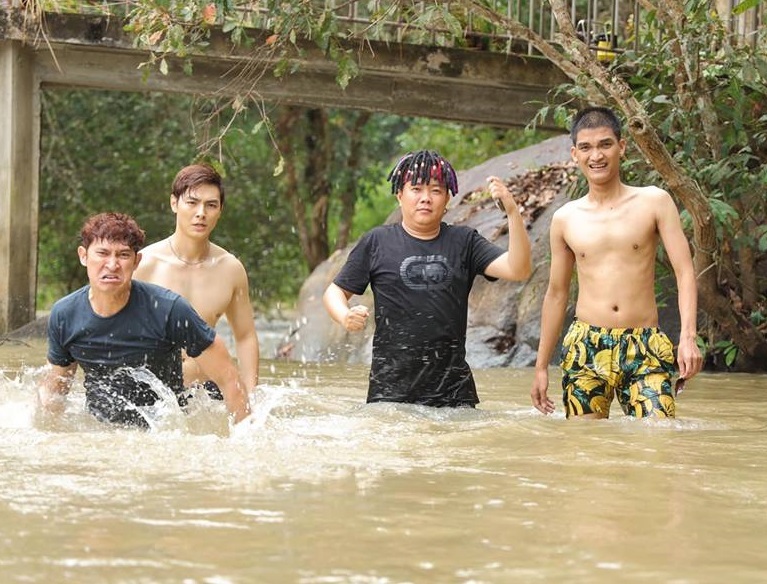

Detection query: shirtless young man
(531, 107), (703, 419)
(134, 164), (259, 396)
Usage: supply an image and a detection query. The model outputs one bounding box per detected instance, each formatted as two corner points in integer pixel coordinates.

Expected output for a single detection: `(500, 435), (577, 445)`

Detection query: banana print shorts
(560, 319), (677, 418)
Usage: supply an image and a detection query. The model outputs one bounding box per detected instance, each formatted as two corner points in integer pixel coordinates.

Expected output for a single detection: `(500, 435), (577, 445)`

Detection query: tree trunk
(738, 230), (758, 312)
(303, 108), (331, 271)
(335, 111), (371, 251)
(275, 106), (312, 266)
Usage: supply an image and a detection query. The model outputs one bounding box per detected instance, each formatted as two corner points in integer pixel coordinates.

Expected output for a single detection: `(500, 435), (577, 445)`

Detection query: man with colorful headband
(323, 150), (532, 407)
(531, 107), (703, 419)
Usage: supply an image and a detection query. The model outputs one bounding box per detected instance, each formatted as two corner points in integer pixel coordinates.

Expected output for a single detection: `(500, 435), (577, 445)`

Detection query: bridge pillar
(0, 40), (39, 334)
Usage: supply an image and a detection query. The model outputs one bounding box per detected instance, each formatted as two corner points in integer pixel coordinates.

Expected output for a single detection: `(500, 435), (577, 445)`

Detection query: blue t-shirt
(333, 222), (504, 407)
(47, 280), (216, 425)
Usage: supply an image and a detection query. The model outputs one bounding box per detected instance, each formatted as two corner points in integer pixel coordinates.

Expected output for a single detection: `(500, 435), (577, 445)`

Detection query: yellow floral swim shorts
(560, 319), (677, 418)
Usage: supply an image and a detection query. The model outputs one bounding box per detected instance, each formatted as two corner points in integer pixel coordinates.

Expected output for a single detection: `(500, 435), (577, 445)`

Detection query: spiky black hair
(570, 106), (622, 144)
(386, 150), (459, 197)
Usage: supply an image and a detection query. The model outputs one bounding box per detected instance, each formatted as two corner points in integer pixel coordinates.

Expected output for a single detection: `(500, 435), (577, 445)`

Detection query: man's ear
(135, 251), (142, 268)
(170, 194), (178, 214)
(77, 246), (87, 266)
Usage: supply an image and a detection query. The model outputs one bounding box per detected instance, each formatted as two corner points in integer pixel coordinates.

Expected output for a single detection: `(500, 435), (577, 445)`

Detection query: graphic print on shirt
(399, 254), (453, 291)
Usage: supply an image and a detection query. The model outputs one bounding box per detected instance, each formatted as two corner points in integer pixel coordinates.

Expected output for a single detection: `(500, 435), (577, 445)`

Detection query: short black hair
(386, 150), (459, 197)
(570, 107), (622, 144)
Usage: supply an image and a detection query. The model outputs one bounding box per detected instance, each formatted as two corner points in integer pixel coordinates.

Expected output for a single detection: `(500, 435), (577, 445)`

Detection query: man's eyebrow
(576, 138), (615, 147)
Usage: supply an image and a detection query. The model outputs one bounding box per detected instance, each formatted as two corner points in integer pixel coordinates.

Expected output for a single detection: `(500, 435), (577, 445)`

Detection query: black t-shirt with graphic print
(333, 222), (504, 407)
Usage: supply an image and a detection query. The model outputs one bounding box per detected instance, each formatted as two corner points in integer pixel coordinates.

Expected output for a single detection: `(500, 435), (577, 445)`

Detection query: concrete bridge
(0, 6), (573, 333)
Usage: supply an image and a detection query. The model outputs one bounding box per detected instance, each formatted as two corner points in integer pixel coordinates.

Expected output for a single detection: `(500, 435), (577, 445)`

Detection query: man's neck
(169, 233), (211, 265)
(586, 180), (625, 205)
(401, 221), (441, 240)
(88, 286), (131, 317)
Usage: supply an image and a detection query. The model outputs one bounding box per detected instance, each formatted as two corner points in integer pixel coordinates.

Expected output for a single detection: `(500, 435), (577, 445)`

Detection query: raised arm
(38, 362), (78, 415)
(531, 211), (575, 414)
(656, 189), (703, 380)
(323, 282), (369, 332)
(225, 262), (260, 391)
(195, 335), (251, 424)
(483, 176), (532, 281)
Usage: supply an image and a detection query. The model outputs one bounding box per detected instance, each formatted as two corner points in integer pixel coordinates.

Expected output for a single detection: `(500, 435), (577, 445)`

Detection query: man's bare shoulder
(629, 184), (671, 199)
(135, 240), (170, 278)
(625, 185), (675, 216)
(552, 198), (584, 221)
(139, 239), (170, 260)
(209, 244), (249, 276)
(209, 243), (242, 264)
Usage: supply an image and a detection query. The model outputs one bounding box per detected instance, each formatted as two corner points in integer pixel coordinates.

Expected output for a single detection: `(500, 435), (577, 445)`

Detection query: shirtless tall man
(531, 107), (703, 418)
(134, 164), (259, 395)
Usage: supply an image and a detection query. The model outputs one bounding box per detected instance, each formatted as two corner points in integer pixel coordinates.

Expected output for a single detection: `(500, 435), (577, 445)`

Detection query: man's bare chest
(565, 209), (657, 258)
(153, 267), (233, 321)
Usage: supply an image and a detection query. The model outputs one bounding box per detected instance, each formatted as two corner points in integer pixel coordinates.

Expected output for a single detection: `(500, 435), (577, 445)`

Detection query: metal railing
(240, 0), (643, 58)
(12, 0), (764, 54)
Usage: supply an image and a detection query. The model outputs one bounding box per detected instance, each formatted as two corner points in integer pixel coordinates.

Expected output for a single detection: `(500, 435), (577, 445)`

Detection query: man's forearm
(323, 285), (351, 325)
(221, 378), (251, 423)
(38, 365), (75, 413)
(535, 294), (569, 370)
(211, 364), (251, 423)
(235, 336), (260, 390)
(677, 273), (699, 339)
(506, 208), (532, 279)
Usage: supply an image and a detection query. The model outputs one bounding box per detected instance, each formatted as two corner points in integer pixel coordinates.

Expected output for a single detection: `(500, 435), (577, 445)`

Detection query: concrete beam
(0, 39), (39, 333)
(8, 11), (567, 129)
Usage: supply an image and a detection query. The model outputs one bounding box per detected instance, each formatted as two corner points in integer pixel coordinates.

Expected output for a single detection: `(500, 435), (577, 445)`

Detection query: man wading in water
(530, 106), (703, 419)
(39, 212), (251, 428)
(134, 164), (259, 400)
(324, 150), (532, 407)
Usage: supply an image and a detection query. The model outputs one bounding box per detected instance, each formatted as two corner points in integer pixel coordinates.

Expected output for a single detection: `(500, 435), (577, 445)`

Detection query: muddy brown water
(1, 340), (765, 583)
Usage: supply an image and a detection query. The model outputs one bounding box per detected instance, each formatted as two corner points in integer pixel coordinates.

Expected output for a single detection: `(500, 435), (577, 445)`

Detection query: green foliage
(712, 339), (739, 368)
(328, 114), (409, 241)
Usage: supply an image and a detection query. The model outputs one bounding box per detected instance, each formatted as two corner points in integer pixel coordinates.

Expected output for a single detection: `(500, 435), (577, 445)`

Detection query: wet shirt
(47, 280), (216, 424)
(334, 222), (504, 407)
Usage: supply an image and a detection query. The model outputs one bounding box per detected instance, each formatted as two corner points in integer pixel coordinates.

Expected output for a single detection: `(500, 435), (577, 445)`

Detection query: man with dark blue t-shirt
(323, 151), (532, 407)
(39, 212), (251, 428)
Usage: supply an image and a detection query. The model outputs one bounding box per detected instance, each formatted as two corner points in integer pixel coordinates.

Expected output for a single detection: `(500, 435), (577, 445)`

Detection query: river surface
(1, 339), (766, 583)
